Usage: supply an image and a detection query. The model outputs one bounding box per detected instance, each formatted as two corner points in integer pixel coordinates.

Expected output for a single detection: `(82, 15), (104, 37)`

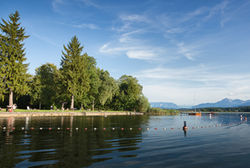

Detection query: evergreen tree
(0, 11), (29, 109)
(60, 36), (90, 110)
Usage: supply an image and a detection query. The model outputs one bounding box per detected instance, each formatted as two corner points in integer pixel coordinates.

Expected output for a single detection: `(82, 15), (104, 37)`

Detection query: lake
(0, 113), (249, 168)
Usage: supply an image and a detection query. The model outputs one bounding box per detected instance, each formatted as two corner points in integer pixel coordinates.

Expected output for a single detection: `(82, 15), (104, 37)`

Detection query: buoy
(163, 128), (167, 130)
(129, 128), (132, 131)
(146, 128), (150, 131)
(121, 128), (124, 131)
(76, 128), (79, 131)
(57, 127), (60, 130)
(112, 128), (115, 130)
(154, 128), (157, 130)
(49, 128), (52, 130)
(21, 127), (25, 130)
(40, 127), (43, 130)
(103, 128), (106, 131)
(94, 128), (97, 131)
(3, 127), (6, 130)
(84, 128), (88, 131)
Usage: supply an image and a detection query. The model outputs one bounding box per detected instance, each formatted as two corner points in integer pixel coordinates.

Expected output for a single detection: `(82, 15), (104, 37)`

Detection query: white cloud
(99, 43), (132, 54)
(72, 23), (99, 30)
(135, 65), (250, 105)
(177, 42), (200, 60)
(126, 50), (157, 60)
(120, 14), (149, 23)
(81, 0), (101, 8)
(52, 0), (64, 13)
(32, 32), (60, 48)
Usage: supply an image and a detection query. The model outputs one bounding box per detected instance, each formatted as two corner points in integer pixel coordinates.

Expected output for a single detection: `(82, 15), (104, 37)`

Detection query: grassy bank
(0, 109), (136, 113)
(147, 108), (179, 115)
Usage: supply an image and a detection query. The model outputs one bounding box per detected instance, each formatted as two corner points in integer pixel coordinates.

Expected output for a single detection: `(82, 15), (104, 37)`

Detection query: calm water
(0, 113), (249, 168)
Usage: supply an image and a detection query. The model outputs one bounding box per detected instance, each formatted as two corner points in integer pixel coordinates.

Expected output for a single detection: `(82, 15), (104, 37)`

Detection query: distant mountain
(150, 102), (179, 109)
(193, 98), (250, 108)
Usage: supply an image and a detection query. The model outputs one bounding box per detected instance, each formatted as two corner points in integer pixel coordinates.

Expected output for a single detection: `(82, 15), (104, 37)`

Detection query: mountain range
(150, 98), (250, 109)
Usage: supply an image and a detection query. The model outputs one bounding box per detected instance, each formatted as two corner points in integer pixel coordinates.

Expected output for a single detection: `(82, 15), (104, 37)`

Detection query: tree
(60, 36), (90, 110)
(84, 59), (100, 111)
(112, 75), (144, 111)
(0, 11), (29, 109)
(136, 95), (150, 112)
(30, 74), (42, 109)
(97, 69), (118, 109)
(31, 63), (58, 109)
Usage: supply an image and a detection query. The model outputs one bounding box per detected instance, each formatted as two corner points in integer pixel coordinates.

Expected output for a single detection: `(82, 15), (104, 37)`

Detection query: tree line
(0, 11), (150, 112)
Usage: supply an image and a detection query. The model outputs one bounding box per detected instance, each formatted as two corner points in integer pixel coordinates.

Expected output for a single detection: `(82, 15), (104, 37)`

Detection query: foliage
(30, 63), (58, 109)
(0, 11), (30, 106)
(97, 69), (118, 107)
(0, 11), (151, 112)
(60, 36), (90, 109)
(111, 75), (150, 112)
(148, 108), (178, 115)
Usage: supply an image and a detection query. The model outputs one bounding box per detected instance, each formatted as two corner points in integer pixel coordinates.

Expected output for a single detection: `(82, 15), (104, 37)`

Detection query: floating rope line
(0, 122), (246, 133)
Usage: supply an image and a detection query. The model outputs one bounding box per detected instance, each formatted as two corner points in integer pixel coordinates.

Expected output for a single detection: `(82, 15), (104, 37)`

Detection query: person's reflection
(183, 129), (187, 137)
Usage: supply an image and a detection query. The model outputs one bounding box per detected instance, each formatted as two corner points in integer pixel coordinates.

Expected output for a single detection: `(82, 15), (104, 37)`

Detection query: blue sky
(1, 0), (250, 105)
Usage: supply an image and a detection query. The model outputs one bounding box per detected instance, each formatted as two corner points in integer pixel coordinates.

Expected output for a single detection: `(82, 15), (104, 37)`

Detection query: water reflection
(0, 115), (149, 167)
(0, 114), (249, 168)
(6, 117), (15, 144)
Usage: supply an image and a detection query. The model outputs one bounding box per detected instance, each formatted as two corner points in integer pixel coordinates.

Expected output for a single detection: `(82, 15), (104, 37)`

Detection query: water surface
(0, 113), (249, 168)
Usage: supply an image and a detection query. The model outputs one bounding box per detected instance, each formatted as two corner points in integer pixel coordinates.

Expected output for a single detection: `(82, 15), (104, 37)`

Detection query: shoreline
(0, 111), (144, 118)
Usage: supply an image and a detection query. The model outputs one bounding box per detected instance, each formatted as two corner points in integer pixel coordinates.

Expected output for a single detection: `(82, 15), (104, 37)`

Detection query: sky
(1, 0), (250, 106)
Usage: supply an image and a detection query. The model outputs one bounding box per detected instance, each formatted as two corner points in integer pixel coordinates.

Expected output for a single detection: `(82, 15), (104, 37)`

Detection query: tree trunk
(61, 102), (65, 110)
(81, 103), (83, 111)
(39, 102), (41, 110)
(9, 90), (13, 107)
(70, 95), (74, 110)
(92, 100), (95, 111)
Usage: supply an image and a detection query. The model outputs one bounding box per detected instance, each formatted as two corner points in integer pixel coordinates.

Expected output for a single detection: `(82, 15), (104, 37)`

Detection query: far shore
(0, 110), (144, 118)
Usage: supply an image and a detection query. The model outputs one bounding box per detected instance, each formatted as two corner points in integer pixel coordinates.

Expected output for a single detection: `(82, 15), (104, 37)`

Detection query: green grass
(0, 109), (136, 113)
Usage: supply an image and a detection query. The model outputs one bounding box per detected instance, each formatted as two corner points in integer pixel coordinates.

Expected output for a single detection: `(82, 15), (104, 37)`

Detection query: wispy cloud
(52, 0), (65, 13)
(103, 1), (234, 62)
(99, 42), (162, 61)
(81, 0), (101, 9)
(120, 14), (149, 23)
(32, 32), (60, 48)
(135, 65), (250, 104)
(72, 23), (99, 30)
(177, 42), (200, 60)
(126, 50), (157, 60)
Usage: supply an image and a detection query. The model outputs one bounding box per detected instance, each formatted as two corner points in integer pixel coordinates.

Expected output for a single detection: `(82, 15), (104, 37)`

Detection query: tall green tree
(0, 11), (29, 108)
(31, 63), (58, 109)
(83, 58), (100, 111)
(97, 69), (118, 109)
(112, 75), (146, 111)
(60, 36), (90, 110)
(136, 95), (150, 112)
